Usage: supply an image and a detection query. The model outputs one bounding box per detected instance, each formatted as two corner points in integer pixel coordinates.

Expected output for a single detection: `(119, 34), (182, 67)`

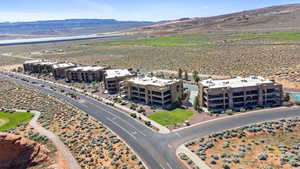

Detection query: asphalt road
(1, 72), (300, 169)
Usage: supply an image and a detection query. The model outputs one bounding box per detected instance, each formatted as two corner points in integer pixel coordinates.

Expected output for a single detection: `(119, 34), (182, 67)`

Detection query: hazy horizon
(0, 0), (299, 22)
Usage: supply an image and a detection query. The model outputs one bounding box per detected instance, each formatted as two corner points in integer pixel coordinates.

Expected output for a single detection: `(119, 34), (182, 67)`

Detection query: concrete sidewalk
(7, 71), (170, 134)
(29, 111), (81, 169)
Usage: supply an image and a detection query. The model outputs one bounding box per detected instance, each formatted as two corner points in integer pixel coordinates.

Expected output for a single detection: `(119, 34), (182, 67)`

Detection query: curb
(176, 144), (211, 169)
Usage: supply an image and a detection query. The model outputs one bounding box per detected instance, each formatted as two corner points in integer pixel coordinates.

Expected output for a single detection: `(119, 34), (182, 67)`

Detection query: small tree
(175, 95), (182, 107)
(91, 81), (100, 92)
(283, 93), (290, 102)
(192, 71), (199, 83)
(178, 68), (183, 79)
(184, 70), (188, 80)
(193, 96), (199, 111)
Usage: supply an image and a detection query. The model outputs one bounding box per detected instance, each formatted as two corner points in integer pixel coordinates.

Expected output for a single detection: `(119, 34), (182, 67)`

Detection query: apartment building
(23, 60), (57, 73)
(52, 63), (76, 79)
(198, 76), (283, 113)
(104, 69), (134, 93)
(65, 66), (106, 83)
(23, 60), (42, 73)
(123, 76), (183, 108)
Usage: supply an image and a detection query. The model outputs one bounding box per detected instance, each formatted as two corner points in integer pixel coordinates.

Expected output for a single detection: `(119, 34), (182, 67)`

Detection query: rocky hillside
(0, 132), (49, 169)
(133, 3), (300, 35)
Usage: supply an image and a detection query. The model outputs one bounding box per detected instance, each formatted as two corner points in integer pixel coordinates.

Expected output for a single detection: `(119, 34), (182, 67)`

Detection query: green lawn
(147, 108), (194, 126)
(103, 34), (216, 47)
(0, 111), (33, 131)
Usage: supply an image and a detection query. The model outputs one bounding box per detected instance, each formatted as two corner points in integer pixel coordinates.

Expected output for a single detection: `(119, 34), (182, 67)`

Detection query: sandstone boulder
(0, 132), (49, 169)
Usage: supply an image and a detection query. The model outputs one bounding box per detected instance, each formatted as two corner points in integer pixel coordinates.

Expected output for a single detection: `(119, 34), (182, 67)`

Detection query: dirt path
(29, 111), (81, 169)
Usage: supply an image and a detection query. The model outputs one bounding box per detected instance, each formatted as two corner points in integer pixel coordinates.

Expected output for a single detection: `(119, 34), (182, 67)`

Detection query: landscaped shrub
(137, 108), (145, 113)
(130, 113), (137, 118)
(145, 121), (151, 127)
(225, 109), (234, 115)
(283, 101), (293, 107)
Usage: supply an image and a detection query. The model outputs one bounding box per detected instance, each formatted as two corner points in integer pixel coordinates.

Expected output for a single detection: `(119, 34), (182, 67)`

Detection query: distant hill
(0, 19), (156, 37)
(133, 3), (300, 35)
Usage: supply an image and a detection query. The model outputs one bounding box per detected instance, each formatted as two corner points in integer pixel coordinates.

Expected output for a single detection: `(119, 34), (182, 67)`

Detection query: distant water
(290, 93), (300, 102)
(0, 34), (121, 46)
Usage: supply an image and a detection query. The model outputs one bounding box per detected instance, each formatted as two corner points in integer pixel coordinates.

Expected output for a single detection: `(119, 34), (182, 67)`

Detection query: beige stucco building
(104, 69), (134, 93)
(123, 76), (183, 108)
(23, 60), (57, 73)
(52, 63), (76, 79)
(198, 76), (283, 113)
(65, 66), (106, 83)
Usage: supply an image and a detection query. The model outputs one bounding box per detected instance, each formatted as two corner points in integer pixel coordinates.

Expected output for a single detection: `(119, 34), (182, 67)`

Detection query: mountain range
(133, 3), (300, 35)
(0, 19), (156, 37)
(1, 3), (300, 39)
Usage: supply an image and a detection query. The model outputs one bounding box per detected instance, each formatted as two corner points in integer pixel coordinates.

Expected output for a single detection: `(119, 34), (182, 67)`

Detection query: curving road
(1, 72), (300, 169)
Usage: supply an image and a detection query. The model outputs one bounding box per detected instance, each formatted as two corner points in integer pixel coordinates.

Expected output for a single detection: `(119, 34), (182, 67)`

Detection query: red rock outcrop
(0, 132), (49, 169)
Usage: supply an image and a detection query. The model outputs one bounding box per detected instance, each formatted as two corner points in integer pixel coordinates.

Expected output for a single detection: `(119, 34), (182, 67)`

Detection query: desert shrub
(257, 153), (268, 160)
(131, 154), (137, 160)
(221, 163), (230, 169)
(179, 153), (189, 160)
(210, 160), (216, 165)
(221, 152), (228, 158)
(211, 154), (219, 160)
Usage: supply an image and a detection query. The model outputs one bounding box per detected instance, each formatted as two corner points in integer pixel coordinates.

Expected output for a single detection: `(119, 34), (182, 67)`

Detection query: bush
(239, 108), (246, 112)
(257, 153), (268, 160)
(210, 160), (216, 165)
(283, 101), (293, 107)
(221, 163), (230, 169)
(145, 121), (151, 127)
(137, 108), (145, 113)
(225, 109), (234, 115)
(295, 101), (300, 106)
(130, 113), (137, 118)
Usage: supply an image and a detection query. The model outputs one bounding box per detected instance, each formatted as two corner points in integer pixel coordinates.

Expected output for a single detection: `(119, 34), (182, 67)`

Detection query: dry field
(0, 78), (145, 169)
(1, 32), (300, 87)
(184, 118), (300, 169)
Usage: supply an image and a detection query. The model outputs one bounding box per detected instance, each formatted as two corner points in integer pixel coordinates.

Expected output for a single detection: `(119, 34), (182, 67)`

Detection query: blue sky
(1, 0), (299, 22)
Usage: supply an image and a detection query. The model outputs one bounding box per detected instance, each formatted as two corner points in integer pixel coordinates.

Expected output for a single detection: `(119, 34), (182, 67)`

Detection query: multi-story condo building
(198, 76), (283, 113)
(52, 63), (76, 79)
(65, 66), (106, 83)
(23, 60), (42, 73)
(123, 76), (183, 108)
(104, 69), (134, 93)
(23, 60), (57, 73)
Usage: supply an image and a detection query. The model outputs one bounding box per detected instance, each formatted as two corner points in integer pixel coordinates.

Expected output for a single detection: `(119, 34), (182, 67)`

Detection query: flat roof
(105, 69), (132, 79)
(52, 63), (75, 69)
(24, 59), (43, 64)
(128, 76), (180, 87)
(201, 76), (274, 89)
(68, 66), (105, 72)
(37, 61), (57, 65)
